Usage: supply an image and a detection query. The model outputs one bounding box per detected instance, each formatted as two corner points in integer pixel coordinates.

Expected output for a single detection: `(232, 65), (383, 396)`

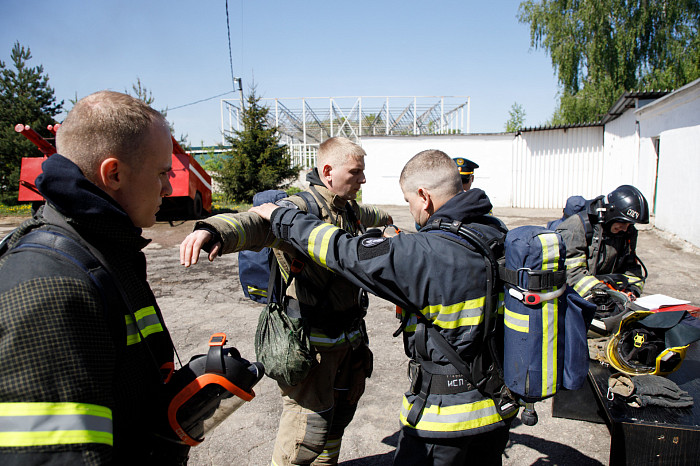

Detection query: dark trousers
(393, 424), (511, 466)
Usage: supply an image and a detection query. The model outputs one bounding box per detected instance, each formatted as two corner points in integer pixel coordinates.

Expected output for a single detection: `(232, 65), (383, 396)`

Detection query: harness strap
(499, 266), (567, 291)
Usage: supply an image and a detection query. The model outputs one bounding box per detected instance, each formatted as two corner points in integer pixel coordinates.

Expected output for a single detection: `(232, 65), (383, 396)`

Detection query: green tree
(0, 42), (63, 202)
(505, 102), (526, 132)
(518, 0), (700, 124)
(216, 89), (299, 202)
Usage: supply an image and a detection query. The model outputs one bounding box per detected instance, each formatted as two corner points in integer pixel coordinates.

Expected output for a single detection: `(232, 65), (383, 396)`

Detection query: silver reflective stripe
(0, 413), (112, 433)
(0, 402), (113, 447)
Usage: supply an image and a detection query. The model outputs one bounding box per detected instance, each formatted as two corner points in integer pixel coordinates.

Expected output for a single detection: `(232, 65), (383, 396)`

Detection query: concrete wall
(636, 79), (700, 247)
(360, 134), (514, 206)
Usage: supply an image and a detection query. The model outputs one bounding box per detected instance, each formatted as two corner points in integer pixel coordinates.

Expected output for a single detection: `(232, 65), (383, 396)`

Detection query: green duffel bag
(254, 301), (318, 386)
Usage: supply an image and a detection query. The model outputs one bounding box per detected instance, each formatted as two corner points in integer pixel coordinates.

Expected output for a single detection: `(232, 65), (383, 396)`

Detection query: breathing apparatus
(160, 333), (264, 446)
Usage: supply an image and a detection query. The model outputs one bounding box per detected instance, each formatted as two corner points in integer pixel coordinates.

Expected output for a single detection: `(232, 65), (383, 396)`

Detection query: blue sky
(1, 0), (560, 146)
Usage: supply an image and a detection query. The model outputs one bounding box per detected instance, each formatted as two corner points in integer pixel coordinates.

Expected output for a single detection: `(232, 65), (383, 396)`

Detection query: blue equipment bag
(238, 189), (323, 304)
(546, 195), (590, 230)
(500, 226), (595, 401)
(238, 190), (287, 303)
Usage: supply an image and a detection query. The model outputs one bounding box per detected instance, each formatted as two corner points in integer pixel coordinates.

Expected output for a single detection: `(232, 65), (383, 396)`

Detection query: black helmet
(603, 185), (649, 225)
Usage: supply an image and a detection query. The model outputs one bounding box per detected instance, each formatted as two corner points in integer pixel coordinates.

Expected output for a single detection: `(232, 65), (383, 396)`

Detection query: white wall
(652, 126), (700, 248)
(361, 134), (514, 206)
(512, 126), (604, 208)
(603, 110), (641, 196)
(636, 79), (700, 247)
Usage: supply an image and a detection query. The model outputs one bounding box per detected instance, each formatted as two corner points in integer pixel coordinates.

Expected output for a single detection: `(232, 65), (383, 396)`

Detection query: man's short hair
(317, 137), (366, 169)
(56, 90), (168, 181)
(400, 149), (462, 198)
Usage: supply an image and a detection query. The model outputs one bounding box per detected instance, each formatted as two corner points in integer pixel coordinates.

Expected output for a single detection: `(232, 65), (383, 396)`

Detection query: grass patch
(0, 203), (32, 216)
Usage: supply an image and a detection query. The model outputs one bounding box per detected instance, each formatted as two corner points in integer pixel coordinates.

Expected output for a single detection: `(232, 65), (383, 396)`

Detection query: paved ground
(2, 206), (699, 465)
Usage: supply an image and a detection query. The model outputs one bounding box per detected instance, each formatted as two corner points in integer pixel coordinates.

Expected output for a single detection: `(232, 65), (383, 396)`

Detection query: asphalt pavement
(2, 206), (699, 465)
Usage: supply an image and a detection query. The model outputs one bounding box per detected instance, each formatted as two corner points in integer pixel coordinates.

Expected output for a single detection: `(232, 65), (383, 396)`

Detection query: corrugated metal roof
(517, 121), (602, 134)
(518, 89), (671, 133)
(601, 90), (670, 124)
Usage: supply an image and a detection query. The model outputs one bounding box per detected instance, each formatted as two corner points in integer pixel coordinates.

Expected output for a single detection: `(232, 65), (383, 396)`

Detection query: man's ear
(417, 187), (434, 214)
(320, 163), (333, 188)
(321, 163), (333, 180)
(98, 157), (122, 191)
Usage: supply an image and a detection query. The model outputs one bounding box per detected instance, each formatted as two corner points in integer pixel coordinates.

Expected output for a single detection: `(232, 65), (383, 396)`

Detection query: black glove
(609, 373), (694, 409)
(633, 375), (694, 408)
(590, 288), (624, 317)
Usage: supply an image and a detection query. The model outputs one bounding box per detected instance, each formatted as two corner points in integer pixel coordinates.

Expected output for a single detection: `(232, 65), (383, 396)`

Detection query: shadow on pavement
(505, 432), (605, 465)
(340, 431), (398, 465)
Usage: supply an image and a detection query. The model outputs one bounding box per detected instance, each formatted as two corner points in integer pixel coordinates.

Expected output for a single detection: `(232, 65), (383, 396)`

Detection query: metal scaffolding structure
(221, 95), (471, 168)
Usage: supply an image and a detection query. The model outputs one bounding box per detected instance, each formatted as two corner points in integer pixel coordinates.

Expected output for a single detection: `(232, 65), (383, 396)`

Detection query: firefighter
(179, 136), (392, 465)
(251, 149), (515, 465)
(0, 91), (187, 463)
(453, 157), (479, 191)
(555, 185), (649, 303)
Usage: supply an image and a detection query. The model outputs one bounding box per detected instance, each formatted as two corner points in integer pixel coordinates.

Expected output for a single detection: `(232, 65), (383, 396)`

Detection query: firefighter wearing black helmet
(555, 185), (649, 300)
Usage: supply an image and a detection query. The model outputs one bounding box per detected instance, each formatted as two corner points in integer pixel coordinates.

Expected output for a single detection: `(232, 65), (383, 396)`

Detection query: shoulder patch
(358, 236), (391, 260)
(361, 237), (388, 248)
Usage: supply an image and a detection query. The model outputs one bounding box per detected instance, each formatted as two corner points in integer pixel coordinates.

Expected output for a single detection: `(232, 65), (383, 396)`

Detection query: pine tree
(0, 42), (63, 203)
(216, 89), (299, 202)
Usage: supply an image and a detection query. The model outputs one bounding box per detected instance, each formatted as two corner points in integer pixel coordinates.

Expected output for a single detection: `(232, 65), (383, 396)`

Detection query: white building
(361, 79), (700, 248)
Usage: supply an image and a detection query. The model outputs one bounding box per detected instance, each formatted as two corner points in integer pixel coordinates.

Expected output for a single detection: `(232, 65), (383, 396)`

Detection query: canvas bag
(254, 252), (317, 386)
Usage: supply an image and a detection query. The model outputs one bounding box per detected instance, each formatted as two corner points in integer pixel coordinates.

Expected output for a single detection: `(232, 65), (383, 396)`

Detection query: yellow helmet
(606, 311), (693, 376)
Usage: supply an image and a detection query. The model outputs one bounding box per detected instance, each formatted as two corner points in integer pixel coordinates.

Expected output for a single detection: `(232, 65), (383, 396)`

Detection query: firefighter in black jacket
(0, 91), (185, 464)
(251, 149), (515, 465)
(555, 185), (649, 301)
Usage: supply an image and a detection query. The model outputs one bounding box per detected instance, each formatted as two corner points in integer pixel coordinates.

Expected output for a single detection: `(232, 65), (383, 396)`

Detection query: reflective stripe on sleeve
(421, 298), (485, 329)
(565, 255), (588, 269)
(573, 275), (600, 296)
(307, 224), (340, 268)
(624, 274), (644, 290)
(212, 214), (247, 249)
(0, 402), (113, 447)
(125, 306), (164, 346)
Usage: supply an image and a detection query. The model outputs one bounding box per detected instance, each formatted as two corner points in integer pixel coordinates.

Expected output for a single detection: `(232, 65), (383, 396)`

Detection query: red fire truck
(15, 124), (212, 219)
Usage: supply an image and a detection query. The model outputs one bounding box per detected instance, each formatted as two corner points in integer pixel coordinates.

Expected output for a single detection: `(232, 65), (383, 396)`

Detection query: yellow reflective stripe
(307, 224), (339, 268)
(213, 214), (246, 248)
(399, 397), (505, 432)
(538, 233), (559, 398)
(573, 275), (600, 296)
(318, 437), (341, 460)
(504, 308), (529, 332)
(247, 286), (267, 298)
(422, 298), (485, 329)
(0, 402), (112, 447)
(565, 255), (588, 269)
(624, 274), (644, 289)
(310, 328), (361, 347)
(124, 306), (163, 346)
